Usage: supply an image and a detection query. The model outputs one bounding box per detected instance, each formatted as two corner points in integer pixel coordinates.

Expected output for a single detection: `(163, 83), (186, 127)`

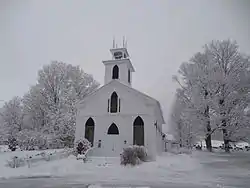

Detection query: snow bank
(0, 151), (213, 186)
(235, 142), (249, 148)
(197, 140), (250, 149)
(197, 140), (223, 148)
(0, 145), (9, 152)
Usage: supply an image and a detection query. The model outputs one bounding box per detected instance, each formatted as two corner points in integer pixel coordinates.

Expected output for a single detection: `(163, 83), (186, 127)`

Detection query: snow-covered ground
(0, 149), (214, 187)
(0, 149), (250, 187)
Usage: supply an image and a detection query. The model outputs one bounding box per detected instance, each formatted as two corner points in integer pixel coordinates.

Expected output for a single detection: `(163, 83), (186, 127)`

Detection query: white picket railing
(7, 147), (97, 168)
(7, 149), (73, 168)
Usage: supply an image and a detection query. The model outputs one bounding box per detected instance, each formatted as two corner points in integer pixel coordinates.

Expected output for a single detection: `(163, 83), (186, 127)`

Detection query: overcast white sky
(0, 0), (250, 130)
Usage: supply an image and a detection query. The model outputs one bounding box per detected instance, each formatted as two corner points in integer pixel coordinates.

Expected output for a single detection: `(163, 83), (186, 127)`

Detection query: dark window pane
(128, 69), (131, 83)
(110, 92), (118, 113)
(114, 51), (123, 59)
(107, 123), (119, 135)
(85, 117), (95, 146)
(133, 116), (144, 146)
(112, 65), (119, 79)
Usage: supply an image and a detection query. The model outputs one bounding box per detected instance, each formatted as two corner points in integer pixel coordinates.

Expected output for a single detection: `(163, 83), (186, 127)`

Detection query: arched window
(85, 117), (95, 146)
(107, 123), (119, 135)
(128, 69), (131, 83)
(110, 92), (118, 113)
(133, 116), (144, 146)
(112, 65), (119, 79)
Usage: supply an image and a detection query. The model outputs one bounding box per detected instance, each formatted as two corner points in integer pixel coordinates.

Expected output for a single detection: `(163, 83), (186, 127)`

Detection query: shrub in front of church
(133, 145), (148, 162)
(74, 138), (91, 155)
(120, 145), (148, 166)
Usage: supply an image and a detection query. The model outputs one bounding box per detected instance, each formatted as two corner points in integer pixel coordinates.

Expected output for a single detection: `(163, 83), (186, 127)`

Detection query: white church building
(75, 43), (166, 158)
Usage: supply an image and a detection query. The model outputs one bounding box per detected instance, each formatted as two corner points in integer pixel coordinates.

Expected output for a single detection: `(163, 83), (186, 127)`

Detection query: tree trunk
(204, 104), (212, 152)
(219, 93), (230, 153)
(205, 134), (212, 152)
(222, 128), (230, 153)
(179, 139), (182, 147)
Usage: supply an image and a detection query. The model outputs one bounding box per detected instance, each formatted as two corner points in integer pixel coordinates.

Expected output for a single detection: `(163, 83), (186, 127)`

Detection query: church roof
(77, 80), (165, 124)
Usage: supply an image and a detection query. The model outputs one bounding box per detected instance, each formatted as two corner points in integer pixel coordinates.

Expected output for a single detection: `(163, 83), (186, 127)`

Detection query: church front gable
(77, 81), (156, 118)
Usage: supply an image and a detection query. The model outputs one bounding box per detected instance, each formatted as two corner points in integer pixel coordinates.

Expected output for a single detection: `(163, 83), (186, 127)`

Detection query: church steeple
(102, 38), (135, 86)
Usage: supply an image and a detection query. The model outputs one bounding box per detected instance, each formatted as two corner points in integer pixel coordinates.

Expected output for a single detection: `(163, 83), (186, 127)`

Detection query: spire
(123, 36), (125, 47)
(113, 36), (115, 49)
(112, 36), (128, 49)
(125, 38), (127, 48)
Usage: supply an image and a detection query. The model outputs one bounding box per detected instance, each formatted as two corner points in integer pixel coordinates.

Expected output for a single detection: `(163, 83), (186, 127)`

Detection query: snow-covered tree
(204, 40), (250, 152)
(173, 39), (250, 152)
(170, 89), (198, 148)
(173, 53), (217, 151)
(22, 85), (48, 131)
(22, 61), (100, 148)
(0, 97), (24, 139)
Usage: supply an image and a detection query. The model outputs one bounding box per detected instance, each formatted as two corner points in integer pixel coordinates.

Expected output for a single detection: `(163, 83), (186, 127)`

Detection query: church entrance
(133, 116), (144, 146)
(106, 123), (121, 156)
(85, 117), (95, 146)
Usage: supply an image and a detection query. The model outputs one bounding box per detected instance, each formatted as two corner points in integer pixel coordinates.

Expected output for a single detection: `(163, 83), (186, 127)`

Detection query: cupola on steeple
(102, 37), (135, 86)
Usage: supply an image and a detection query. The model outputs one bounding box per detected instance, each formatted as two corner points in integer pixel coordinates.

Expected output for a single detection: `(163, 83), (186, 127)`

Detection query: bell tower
(102, 37), (135, 86)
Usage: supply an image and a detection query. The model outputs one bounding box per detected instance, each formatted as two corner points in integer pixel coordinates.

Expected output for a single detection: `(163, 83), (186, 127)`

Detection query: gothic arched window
(133, 116), (144, 146)
(128, 69), (131, 83)
(110, 92), (118, 113)
(107, 123), (119, 135)
(112, 65), (119, 79)
(85, 117), (95, 146)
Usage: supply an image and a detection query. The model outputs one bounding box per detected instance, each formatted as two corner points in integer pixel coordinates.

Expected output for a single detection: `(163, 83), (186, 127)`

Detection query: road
(0, 151), (249, 188)
(0, 177), (213, 188)
(198, 151), (250, 188)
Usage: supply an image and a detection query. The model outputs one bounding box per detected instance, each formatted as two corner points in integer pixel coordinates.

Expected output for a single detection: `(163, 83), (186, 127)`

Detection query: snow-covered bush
(120, 146), (139, 166)
(74, 138), (91, 155)
(6, 156), (25, 168)
(16, 130), (48, 150)
(76, 154), (86, 162)
(120, 145), (148, 166)
(63, 147), (74, 154)
(133, 145), (148, 162)
(7, 136), (18, 151)
(46, 135), (64, 149)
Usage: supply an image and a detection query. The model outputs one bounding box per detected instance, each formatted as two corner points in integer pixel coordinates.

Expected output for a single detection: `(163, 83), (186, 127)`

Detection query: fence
(7, 148), (73, 168)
